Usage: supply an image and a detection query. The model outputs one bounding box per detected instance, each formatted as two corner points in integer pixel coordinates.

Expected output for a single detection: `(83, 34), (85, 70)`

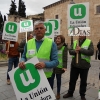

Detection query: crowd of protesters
(4, 20), (99, 100)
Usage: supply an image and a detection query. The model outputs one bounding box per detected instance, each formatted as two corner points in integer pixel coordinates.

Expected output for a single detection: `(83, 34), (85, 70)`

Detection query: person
(18, 20), (59, 87)
(6, 41), (20, 85)
(97, 39), (100, 52)
(18, 32), (33, 57)
(51, 35), (68, 99)
(63, 36), (94, 100)
(97, 39), (100, 60)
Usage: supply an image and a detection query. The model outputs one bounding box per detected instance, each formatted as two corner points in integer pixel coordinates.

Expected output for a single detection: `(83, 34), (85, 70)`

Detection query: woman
(51, 35), (68, 99)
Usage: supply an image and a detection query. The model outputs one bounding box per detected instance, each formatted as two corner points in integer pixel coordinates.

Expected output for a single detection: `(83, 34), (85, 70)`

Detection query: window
(55, 15), (58, 19)
(96, 5), (100, 14)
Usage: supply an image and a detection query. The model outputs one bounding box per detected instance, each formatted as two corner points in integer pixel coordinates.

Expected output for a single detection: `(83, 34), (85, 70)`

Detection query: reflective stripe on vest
(57, 46), (65, 68)
(26, 37), (53, 78)
(72, 39), (91, 63)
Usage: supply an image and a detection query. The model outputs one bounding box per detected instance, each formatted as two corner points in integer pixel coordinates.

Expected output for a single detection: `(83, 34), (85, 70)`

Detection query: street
(0, 54), (99, 100)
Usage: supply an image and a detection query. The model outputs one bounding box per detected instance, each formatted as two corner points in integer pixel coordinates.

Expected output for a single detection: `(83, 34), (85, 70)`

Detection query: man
(19, 20), (59, 87)
(18, 32), (33, 56)
(63, 36), (94, 100)
(6, 41), (20, 85)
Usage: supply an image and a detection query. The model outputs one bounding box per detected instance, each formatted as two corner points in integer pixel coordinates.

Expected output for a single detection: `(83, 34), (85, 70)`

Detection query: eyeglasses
(35, 27), (44, 30)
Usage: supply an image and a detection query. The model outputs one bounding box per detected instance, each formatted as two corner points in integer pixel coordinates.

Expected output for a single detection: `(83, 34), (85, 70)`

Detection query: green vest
(26, 37), (53, 78)
(57, 46), (65, 68)
(73, 39), (91, 63)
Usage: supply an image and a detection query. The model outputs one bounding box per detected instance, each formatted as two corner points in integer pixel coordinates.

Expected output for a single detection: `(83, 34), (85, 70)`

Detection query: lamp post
(70, 0), (75, 46)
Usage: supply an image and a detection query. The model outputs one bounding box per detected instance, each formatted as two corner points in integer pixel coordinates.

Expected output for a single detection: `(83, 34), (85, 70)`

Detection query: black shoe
(81, 96), (86, 100)
(63, 93), (73, 98)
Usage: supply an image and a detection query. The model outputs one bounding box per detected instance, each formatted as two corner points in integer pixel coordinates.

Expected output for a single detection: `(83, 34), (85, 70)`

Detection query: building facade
(44, 0), (100, 49)
(27, 13), (44, 23)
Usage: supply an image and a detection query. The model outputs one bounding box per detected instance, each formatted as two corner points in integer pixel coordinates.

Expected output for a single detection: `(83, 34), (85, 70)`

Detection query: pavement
(0, 54), (99, 100)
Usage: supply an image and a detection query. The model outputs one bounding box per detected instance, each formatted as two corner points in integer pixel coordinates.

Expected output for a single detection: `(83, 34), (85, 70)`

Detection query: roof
(43, 0), (69, 9)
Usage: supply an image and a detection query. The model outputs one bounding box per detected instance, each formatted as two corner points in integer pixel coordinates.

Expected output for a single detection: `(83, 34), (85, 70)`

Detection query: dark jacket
(69, 38), (94, 69)
(53, 43), (68, 74)
(97, 41), (100, 60)
(97, 41), (100, 52)
(18, 39), (26, 56)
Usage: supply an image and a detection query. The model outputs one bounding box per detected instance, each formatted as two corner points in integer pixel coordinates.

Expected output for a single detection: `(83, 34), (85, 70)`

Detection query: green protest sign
(70, 4), (86, 19)
(21, 20), (31, 28)
(68, 2), (89, 28)
(20, 20), (33, 33)
(2, 21), (19, 41)
(9, 57), (56, 100)
(5, 22), (17, 34)
(44, 19), (60, 40)
(44, 22), (53, 36)
(46, 19), (60, 37)
(49, 19), (59, 30)
(14, 63), (40, 93)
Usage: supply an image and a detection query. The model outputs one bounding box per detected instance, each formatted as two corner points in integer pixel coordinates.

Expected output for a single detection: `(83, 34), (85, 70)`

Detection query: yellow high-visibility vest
(26, 37), (53, 78)
(72, 39), (91, 63)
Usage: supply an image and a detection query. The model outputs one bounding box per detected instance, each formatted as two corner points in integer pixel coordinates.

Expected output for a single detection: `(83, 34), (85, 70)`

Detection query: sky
(0, 0), (59, 18)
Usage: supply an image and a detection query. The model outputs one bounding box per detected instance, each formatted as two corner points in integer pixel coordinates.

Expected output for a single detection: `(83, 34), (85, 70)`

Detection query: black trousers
(68, 67), (89, 96)
(47, 77), (52, 88)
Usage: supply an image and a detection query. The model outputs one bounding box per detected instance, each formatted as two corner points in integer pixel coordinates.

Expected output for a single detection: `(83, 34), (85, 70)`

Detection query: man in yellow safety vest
(63, 36), (94, 100)
(19, 20), (59, 87)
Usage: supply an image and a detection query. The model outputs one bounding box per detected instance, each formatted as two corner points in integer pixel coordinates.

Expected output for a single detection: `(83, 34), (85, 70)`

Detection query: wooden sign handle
(76, 40), (79, 64)
(7, 41), (10, 57)
(7, 41), (10, 51)
(26, 32), (27, 43)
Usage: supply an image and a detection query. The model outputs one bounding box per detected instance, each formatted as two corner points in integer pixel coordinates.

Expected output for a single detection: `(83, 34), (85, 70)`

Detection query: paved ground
(0, 54), (99, 100)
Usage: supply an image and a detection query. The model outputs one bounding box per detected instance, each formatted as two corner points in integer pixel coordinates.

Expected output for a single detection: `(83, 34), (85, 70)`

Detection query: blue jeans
(7, 57), (19, 80)
(51, 73), (62, 94)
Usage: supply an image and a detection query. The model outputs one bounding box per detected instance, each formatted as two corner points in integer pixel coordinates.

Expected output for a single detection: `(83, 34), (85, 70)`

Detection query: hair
(34, 20), (46, 29)
(56, 35), (65, 43)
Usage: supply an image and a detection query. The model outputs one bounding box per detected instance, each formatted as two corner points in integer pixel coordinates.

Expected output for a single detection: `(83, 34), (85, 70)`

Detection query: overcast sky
(0, 0), (59, 18)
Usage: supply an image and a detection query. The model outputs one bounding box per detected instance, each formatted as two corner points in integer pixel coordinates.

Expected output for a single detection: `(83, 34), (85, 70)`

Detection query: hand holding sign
(19, 61), (26, 70)
(35, 62), (45, 69)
